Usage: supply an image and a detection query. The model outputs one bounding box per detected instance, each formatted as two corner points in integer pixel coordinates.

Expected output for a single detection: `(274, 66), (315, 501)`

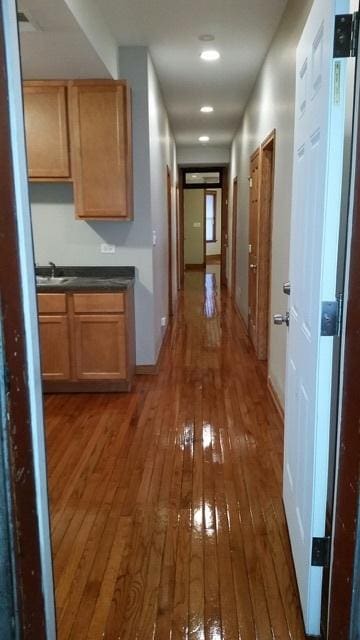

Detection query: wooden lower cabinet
(38, 315), (71, 380)
(74, 314), (126, 380)
(37, 290), (134, 391)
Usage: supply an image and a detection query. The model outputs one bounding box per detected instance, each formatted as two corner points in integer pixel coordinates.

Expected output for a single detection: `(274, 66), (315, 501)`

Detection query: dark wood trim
(185, 264), (206, 271)
(221, 166), (229, 288)
(328, 94), (360, 640)
(231, 177), (238, 298)
(176, 182), (180, 290)
(182, 166), (223, 189)
(179, 170), (185, 289)
(167, 166), (173, 317)
(0, 18), (47, 638)
(257, 130), (276, 361)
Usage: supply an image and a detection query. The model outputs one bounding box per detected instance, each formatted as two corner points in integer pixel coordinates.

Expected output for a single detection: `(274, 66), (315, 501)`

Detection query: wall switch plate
(152, 231), (157, 246)
(100, 243), (115, 254)
(161, 316), (167, 327)
(193, 222), (201, 228)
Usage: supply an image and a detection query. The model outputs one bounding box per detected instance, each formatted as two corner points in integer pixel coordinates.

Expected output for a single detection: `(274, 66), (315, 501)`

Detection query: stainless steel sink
(36, 276), (73, 285)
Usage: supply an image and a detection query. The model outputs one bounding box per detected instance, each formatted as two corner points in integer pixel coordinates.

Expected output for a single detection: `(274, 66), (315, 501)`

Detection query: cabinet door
(69, 81), (133, 220)
(23, 82), (70, 179)
(74, 314), (126, 380)
(38, 315), (71, 380)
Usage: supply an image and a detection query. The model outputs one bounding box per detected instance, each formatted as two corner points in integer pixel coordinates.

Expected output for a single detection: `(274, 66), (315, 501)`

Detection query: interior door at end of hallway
(283, 0), (353, 635)
(248, 149), (260, 347)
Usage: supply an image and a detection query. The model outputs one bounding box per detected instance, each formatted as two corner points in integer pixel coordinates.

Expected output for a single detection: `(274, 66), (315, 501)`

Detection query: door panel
(283, 0), (351, 634)
(74, 314), (126, 380)
(248, 150), (260, 345)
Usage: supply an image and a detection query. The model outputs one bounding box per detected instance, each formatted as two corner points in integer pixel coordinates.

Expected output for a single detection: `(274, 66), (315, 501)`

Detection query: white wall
(206, 188), (222, 256)
(178, 145), (229, 166)
(229, 0), (313, 405)
(63, 0), (118, 78)
(147, 54), (178, 358)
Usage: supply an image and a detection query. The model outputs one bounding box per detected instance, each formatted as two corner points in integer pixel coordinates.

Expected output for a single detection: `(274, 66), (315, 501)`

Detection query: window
(205, 191), (217, 242)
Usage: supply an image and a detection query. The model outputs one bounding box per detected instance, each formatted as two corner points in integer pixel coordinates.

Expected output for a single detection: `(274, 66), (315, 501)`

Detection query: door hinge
(311, 536), (331, 567)
(320, 294), (343, 337)
(334, 12), (359, 58)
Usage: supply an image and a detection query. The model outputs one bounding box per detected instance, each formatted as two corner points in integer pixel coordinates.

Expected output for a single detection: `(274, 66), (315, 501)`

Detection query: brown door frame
(257, 130), (276, 361)
(248, 131), (276, 361)
(167, 165), (173, 316)
(0, 10), (51, 637)
(327, 89), (360, 639)
(221, 166), (229, 288)
(179, 165), (228, 287)
(231, 177), (238, 298)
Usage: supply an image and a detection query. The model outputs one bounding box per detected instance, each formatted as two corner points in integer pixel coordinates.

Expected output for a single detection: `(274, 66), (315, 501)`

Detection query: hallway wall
(228, 0), (313, 406)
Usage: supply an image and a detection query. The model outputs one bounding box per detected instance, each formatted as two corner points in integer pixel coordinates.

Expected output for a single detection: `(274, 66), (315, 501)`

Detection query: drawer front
(38, 293), (67, 314)
(73, 292), (125, 313)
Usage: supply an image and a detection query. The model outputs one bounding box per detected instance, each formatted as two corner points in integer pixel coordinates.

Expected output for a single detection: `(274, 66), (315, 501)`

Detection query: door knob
(250, 263), (257, 271)
(273, 312), (289, 327)
(283, 281), (291, 295)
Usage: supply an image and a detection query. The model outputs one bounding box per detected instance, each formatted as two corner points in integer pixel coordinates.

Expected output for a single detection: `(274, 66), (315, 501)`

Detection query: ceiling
(19, 0), (288, 148)
(94, 0), (288, 147)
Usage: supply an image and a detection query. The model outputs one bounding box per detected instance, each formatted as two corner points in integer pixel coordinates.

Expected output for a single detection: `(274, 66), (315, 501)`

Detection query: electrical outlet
(161, 316), (167, 327)
(100, 243), (115, 254)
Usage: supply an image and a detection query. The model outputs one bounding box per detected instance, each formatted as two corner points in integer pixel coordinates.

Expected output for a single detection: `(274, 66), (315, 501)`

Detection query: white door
(284, 0), (354, 635)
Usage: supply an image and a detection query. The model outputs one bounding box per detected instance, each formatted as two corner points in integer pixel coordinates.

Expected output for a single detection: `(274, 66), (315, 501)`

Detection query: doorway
(180, 166), (228, 286)
(231, 177), (238, 298)
(167, 165), (173, 317)
(247, 131), (275, 361)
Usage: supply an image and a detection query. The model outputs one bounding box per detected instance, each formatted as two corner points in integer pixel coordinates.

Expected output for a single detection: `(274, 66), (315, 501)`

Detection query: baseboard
(233, 300), (249, 335)
(267, 376), (284, 422)
(135, 322), (170, 376)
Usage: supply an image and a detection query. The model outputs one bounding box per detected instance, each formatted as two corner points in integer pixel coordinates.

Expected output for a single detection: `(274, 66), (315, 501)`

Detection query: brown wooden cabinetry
(70, 81), (133, 220)
(23, 81), (70, 180)
(38, 293), (71, 380)
(23, 79), (133, 220)
(37, 290), (135, 391)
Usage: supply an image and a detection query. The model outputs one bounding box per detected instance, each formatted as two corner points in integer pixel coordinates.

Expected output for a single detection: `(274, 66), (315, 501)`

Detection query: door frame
(231, 177), (238, 298)
(178, 165), (228, 286)
(0, 2), (55, 635)
(167, 165), (173, 316)
(327, 39), (360, 637)
(247, 132), (276, 360)
(257, 130), (276, 361)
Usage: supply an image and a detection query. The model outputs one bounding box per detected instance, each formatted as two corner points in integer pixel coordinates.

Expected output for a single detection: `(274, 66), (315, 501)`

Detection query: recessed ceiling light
(192, 174), (198, 178)
(200, 106), (214, 113)
(200, 49), (220, 62)
(199, 136), (210, 143)
(199, 34), (215, 42)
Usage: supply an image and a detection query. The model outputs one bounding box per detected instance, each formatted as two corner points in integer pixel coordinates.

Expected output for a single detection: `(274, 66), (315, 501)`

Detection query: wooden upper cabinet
(23, 81), (70, 180)
(69, 81), (133, 220)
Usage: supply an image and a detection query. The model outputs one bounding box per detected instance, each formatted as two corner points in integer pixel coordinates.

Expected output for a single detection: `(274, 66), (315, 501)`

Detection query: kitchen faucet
(49, 261), (56, 277)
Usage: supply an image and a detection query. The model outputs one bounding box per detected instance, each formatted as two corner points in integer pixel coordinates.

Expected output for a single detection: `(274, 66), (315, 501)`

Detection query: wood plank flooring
(45, 271), (306, 639)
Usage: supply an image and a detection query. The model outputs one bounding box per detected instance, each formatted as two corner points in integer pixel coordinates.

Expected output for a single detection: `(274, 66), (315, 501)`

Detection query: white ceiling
(95, 0), (288, 146)
(19, 0), (288, 148)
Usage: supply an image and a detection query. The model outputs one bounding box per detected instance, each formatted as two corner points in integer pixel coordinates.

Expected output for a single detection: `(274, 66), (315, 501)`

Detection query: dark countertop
(35, 266), (135, 293)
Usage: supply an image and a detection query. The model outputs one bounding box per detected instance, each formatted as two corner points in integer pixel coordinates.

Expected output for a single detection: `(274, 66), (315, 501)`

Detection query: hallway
(45, 271), (306, 639)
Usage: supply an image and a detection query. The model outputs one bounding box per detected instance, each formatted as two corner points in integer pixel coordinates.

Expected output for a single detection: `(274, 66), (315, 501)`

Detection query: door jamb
(231, 177), (238, 298)
(258, 130), (276, 361)
(167, 166), (173, 317)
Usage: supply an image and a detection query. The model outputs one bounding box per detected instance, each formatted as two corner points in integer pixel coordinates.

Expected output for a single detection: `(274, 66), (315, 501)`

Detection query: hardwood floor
(45, 271), (306, 639)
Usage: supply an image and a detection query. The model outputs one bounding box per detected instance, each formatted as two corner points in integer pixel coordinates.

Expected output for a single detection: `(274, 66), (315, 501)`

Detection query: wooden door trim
(179, 166), (228, 288)
(231, 177), (238, 298)
(328, 101), (360, 638)
(0, 16), (48, 636)
(257, 130), (276, 360)
(220, 166), (229, 287)
(167, 166), (173, 316)
(248, 147), (260, 345)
